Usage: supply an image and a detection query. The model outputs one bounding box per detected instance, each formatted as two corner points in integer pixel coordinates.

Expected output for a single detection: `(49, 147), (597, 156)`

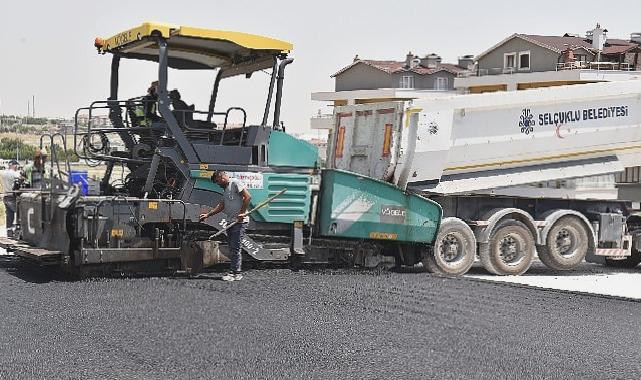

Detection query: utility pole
(32, 95), (35, 118)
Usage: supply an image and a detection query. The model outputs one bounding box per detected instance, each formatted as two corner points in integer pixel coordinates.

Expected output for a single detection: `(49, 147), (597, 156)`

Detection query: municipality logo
(428, 121), (438, 135)
(519, 108), (536, 135)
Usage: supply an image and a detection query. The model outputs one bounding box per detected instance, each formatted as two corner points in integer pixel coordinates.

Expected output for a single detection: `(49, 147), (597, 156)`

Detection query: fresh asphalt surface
(1, 256), (641, 379)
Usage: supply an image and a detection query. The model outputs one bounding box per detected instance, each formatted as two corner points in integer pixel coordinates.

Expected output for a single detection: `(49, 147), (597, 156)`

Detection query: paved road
(1, 256), (641, 379)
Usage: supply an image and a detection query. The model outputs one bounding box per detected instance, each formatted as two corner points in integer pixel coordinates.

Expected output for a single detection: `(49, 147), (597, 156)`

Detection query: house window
(400, 75), (414, 88)
(519, 51), (530, 70)
(435, 77), (449, 91)
(575, 54), (587, 62)
(504, 52), (516, 72)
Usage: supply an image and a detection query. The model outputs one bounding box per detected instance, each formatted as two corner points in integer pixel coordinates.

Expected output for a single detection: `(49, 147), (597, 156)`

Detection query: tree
(0, 138), (78, 162)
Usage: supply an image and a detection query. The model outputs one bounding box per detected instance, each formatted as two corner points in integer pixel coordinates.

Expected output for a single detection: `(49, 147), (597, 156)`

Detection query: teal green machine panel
(192, 171), (312, 224)
(318, 170), (442, 243)
(267, 130), (319, 168)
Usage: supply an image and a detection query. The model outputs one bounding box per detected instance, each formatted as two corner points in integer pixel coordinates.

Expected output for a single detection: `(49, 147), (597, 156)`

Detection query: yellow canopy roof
(97, 22), (293, 74)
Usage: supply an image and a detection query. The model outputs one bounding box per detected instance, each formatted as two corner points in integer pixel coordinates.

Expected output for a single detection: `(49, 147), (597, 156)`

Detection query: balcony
(459, 62), (638, 77)
(556, 61), (634, 71)
(458, 67), (517, 77)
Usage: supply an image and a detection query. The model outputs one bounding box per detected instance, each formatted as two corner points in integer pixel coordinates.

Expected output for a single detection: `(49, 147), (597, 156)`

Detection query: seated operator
(169, 89), (193, 127)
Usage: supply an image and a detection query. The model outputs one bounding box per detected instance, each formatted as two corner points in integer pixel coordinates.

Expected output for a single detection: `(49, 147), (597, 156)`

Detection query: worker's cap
(8, 160), (18, 165)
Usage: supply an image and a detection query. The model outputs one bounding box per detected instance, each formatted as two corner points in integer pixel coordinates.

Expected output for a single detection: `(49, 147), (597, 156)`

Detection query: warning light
(94, 37), (104, 50)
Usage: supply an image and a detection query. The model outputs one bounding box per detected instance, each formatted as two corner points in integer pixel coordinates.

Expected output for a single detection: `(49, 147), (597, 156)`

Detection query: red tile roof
(522, 34), (641, 55)
(477, 33), (640, 60)
(605, 38), (635, 45)
(603, 43), (641, 55)
(361, 60), (404, 73)
(411, 63), (467, 75)
(332, 59), (467, 78)
(519, 34), (593, 52)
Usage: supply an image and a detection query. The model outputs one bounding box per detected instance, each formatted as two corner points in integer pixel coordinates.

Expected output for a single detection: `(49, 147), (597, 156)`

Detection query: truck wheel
(423, 218), (476, 276)
(538, 217), (589, 270)
(479, 220), (534, 276)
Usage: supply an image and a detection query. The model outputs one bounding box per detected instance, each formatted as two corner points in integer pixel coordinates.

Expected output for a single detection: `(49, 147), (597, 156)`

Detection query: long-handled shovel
(208, 188), (287, 240)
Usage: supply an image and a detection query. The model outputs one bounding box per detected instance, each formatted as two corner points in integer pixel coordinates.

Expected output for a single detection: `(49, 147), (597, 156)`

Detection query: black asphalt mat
(1, 256), (640, 379)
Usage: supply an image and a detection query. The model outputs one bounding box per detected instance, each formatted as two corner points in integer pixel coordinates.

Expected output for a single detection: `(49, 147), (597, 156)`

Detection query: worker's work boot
(221, 272), (242, 282)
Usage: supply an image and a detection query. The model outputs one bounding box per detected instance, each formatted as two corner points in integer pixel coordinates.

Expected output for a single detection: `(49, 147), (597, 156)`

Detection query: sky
(1, 0), (640, 134)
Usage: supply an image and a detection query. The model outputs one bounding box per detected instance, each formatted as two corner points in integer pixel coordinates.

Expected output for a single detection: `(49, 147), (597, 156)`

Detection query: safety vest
(24, 164), (46, 189)
(140, 95), (158, 127)
(134, 106), (151, 127)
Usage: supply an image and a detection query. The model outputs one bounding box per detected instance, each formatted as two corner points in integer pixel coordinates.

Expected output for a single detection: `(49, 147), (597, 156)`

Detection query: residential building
(455, 24), (641, 93)
(311, 52), (473, 129)
(333, 52), (473, 93)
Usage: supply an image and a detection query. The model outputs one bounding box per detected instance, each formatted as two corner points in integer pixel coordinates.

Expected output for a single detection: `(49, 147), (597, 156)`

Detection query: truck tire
(423, 218), (476, 276)
(479, 220), (534, 276)
(537, 216), (589, 271)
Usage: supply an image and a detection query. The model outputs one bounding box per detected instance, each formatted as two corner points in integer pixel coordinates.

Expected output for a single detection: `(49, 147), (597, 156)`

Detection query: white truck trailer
(326, 80), (641, 275)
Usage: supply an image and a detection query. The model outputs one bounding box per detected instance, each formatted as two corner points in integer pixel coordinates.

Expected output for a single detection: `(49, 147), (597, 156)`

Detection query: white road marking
(467, 264), (641, 300)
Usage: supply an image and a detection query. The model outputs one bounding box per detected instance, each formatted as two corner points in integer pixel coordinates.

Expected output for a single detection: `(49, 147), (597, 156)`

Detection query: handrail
(75, 99), (250, 164)
(219, 107), (248, 145)
(39, 133), (69, 182)
(556, 61), (632, 71)
(173, 108), (227, 131)
(74, 99), (158, 165)
(52, 132), (71, 178)
(76, 99), (248, 135)
(39, 132), (73, 224)
(458, 62), (636, 77)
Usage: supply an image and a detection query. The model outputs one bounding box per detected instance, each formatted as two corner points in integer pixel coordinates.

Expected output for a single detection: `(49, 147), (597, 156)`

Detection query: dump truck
(326, 80), (641, 275)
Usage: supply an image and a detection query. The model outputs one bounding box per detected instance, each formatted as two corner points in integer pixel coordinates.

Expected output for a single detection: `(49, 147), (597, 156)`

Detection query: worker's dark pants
(3, 196), (16, 228)
(227, 222), (247, 273)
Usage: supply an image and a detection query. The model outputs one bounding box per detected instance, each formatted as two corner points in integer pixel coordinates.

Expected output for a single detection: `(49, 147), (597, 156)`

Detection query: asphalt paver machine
(0, 23), (442, 276)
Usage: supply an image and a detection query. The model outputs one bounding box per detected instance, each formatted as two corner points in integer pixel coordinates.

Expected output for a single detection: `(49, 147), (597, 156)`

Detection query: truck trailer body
(326, 81), (641, 274)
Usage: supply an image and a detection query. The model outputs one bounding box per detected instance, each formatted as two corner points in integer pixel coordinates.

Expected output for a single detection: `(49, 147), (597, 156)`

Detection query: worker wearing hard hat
(23, 148), (48, 189)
